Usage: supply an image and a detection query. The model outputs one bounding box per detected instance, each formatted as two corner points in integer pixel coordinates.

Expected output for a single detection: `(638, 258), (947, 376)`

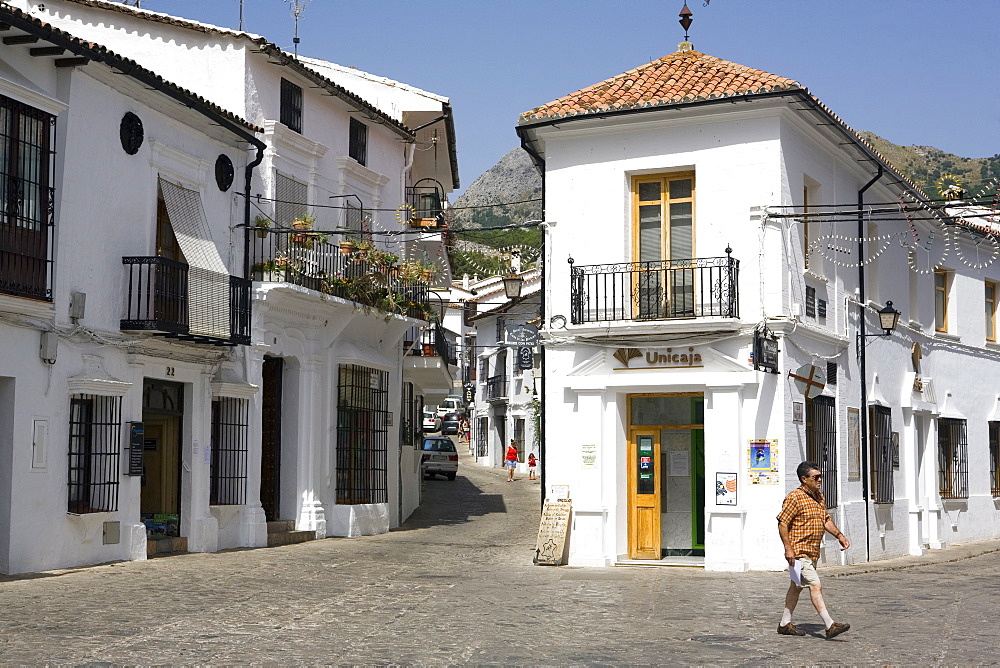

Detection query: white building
(466, 274), (542, 472)
(517, 42), (1000, 570)
(0, 6), (264, 573)
(0, 1), (459, 574)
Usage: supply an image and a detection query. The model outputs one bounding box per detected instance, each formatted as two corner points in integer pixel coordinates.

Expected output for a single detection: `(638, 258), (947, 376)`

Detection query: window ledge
(803, 269), (828, 284)
(935, 332), (962, 342)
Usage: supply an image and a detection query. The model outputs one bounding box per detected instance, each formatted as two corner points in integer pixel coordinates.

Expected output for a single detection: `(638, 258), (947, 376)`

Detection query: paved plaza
(1, 443), (998, 665)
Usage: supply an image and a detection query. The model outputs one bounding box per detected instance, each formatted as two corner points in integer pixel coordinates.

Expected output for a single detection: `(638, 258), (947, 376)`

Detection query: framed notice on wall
(716, 472), (737, 505)
(847, 408), (861, 480)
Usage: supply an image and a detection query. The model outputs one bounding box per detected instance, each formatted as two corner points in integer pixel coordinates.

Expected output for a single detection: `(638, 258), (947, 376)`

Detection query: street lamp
(877, 301), (901, 336)
(502, 274), (524, 299)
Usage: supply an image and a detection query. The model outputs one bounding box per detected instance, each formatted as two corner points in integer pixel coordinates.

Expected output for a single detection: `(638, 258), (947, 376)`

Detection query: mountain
(859, 132), (1000, 198)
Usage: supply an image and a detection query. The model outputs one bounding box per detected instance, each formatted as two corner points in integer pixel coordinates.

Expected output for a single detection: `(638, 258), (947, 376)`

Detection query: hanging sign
(753, 330), (780, 373)
(789, 364), (826, 398)
(517, 346), (534, 370)
(505, 323), (539, 346)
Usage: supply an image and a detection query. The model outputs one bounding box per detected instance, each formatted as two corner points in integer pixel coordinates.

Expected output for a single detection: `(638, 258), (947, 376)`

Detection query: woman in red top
(505, 440), (518, 482)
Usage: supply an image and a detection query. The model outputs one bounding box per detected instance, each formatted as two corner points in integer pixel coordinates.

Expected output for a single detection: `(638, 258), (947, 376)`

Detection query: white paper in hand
(789, 558), (803, 586)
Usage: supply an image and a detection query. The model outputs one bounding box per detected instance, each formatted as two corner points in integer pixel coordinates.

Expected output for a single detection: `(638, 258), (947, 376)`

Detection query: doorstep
(615, 555), (705, 568)
(147, 536), (188, 557)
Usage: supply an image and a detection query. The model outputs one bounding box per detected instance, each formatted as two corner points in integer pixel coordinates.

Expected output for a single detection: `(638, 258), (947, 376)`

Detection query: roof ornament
(678, 2), (695, 51)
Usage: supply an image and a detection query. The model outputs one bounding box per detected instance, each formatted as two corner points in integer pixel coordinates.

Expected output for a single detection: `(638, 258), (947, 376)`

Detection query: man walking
(776, 461), (851, 639)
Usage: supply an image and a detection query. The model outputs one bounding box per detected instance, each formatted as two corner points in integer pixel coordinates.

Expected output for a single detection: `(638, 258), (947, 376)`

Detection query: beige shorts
(799, 557), (821, 587)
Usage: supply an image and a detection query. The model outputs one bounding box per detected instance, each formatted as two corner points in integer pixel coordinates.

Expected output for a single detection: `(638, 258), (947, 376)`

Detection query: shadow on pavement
(394, 474), (507, 531)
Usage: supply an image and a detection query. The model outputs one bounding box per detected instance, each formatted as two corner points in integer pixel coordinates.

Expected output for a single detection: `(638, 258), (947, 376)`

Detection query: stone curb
(823, 539), (1000, 578)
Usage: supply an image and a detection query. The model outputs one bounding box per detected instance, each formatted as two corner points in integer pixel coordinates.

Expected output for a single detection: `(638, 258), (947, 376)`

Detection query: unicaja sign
(614, 347), (703, 369)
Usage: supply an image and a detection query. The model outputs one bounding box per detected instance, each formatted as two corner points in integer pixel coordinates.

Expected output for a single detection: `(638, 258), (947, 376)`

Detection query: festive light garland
(456, 244), (542, 277)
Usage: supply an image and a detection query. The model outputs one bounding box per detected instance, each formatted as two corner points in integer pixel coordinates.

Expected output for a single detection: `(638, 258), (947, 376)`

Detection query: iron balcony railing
(403, 322), (458, 365)
(485, 375), (507, 402)
(569, 250), (739, 324)
(121, 256), (251, 346)
(249, 228), (429, 320)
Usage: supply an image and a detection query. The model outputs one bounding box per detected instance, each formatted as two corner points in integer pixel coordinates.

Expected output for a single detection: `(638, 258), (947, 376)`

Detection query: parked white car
(422, 410), (442, 433)
(421, 436), (458, 480)
(437, 396), (465, 417)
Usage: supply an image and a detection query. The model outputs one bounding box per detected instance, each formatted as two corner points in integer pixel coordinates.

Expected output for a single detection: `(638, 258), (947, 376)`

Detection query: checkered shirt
(776, 486), (830, 561)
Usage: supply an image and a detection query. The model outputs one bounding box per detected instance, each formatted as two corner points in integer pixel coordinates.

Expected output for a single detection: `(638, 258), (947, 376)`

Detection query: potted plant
(253, 216), (271, 239)
(339, 237), (356, 256)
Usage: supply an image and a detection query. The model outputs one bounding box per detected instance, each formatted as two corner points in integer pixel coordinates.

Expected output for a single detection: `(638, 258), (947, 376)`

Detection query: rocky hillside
(859, 132), (1000, 197)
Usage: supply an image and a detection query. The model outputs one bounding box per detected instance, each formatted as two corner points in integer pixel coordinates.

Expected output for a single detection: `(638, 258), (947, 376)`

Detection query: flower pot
(339, 241), (355, 256)
(255, 228), (268, 239)
(422, 343), (436, 357)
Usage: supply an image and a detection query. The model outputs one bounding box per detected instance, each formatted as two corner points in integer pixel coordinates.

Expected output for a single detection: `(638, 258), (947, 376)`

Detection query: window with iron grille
(869, 405), (894, 503)
(280, 78), (302, 133)
(476, 417), (489, 458)
(68, 394), (122, 514)
(345, 201), (365, 236)
(496, 316), (506, 343)
(336, 364), (389, 504)
(826, 361), (837, 386)
(478, 357), (488, 384)
(0, 94), (55, 301)
(210, 397), (249, 505)
(990, 421), (1000, 497)
(938, 418), (969, 499)
(275, 172), (308, 228)
(349, 117), (367, 166)
(806, 396), (838, 508)
(399, 382), (420, 448)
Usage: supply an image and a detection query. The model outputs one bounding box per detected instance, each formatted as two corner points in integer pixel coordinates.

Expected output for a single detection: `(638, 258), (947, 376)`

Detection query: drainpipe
(517, 126), (546, 511)
(243, 142), (267, 278)
(857, 164), (883, 563)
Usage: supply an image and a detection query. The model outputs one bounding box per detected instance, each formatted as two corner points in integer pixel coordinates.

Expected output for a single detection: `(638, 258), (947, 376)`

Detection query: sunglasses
(808, 474), (823, 480)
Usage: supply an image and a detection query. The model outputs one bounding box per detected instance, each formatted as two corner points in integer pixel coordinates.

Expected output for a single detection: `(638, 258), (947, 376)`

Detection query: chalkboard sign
(535, 498), (572, 565)
(517, 346), (533, 370)
(127, 421), (144, 476)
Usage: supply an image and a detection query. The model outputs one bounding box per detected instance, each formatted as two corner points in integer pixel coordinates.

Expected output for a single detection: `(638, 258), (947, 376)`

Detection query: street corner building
(518, 41), (1000, 570)
(0, 0), (460, 574)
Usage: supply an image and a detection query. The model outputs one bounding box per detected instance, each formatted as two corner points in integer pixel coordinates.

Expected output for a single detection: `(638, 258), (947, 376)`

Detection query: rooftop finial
(678, 2), (694, 51)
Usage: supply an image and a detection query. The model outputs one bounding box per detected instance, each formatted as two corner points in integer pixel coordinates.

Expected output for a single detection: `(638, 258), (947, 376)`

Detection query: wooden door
(260, 356), (283, 520)
(140, 416), (180, 515)
(628, 429), (661, 559)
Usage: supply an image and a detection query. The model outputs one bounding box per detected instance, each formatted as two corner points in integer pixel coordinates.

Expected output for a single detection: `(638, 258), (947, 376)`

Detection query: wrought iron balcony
(405, 180), (445, 228)
(249, 228), (430, 320)
(121, 257), (251, 346)
(485, 375), (507, 402)
(403, 322), (458, 365)
(569, 251), (739, 324)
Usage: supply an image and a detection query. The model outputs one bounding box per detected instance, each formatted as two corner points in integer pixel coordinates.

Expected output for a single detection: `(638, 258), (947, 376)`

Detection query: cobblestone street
(1, 444), (998, 665)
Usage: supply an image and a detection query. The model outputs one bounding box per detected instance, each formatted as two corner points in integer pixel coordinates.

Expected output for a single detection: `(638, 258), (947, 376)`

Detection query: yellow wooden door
(628, 429), (661, 559)
(141, 416), (180, 515)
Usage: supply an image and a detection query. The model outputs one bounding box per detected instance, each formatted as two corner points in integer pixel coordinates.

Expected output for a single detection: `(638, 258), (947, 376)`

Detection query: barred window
(478, 357), (488, 384)
(275, 172), (308, 228)
(210, 397), (249, 505)
(400, 382), (420, 448)
(0, 94), (55, 301)
(476, 417), (489, 459)
(869, 405), (894, 503)
(806, 395), (838, 508)
(349, 117), (367, 166)
(496, 316), (506, 344)
(345, 201), (365, 236)
(989, 422), (1000, 497)
(280, 78), (302, 133)
(938, 418), (969, 499)
(336, 364), (389, 504)
(68, 395), (122, 514)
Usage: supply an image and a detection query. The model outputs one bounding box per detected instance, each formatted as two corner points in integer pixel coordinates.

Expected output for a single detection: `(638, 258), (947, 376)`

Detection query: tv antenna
(283, 0), (312, 58)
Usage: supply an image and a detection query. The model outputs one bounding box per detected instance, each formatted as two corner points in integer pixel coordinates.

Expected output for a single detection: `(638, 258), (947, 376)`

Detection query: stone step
(267, 529), (316, 547)
(266, 520), (296, 534)
(147, 536), (188, 557)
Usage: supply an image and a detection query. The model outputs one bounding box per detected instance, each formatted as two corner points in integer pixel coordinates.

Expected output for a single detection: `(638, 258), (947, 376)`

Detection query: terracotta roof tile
(520, 50), (800, 123)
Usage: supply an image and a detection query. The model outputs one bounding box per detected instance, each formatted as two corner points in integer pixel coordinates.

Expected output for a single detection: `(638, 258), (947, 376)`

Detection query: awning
(159, 178), (230, 339)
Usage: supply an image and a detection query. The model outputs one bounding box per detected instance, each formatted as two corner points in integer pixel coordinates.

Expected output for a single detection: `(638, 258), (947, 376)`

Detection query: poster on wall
(716, 472), (738, 505)
(747, 439), (780, 485)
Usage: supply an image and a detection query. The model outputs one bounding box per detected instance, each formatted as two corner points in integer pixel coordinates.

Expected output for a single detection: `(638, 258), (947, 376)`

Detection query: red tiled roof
(520, 49), (800, 123)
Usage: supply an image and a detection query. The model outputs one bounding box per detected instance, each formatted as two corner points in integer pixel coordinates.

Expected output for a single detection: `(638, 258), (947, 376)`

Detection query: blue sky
(129, 0), (999, 194)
